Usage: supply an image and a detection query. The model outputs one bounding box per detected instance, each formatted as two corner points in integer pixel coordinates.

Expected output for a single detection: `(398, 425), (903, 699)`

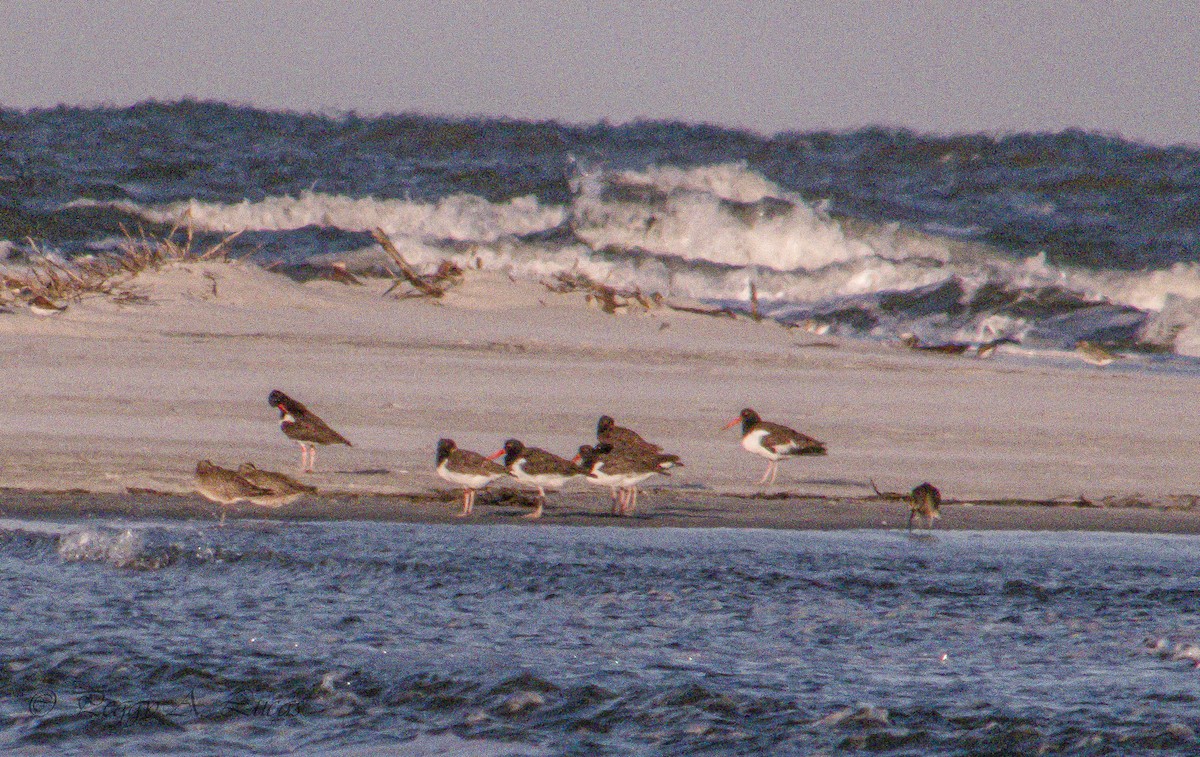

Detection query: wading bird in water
(908, 482), (942, 531)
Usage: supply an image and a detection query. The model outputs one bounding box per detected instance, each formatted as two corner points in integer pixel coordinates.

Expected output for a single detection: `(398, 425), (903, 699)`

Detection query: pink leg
(525, 487), (545, 519)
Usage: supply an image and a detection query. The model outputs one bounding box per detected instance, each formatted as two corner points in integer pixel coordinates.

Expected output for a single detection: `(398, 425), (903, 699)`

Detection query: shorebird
(1075, 340), (1121, 366)
(28, 295), (67, 316)
(194, 460), (273, 524)
(268, 390), (352, 472)
(436, 438), (508, 516)
(723, 408), (826, 485)
(575, 442), (669, 516)
(236, 463), (317, 507)
(596, 415), (683, 468)
(900, 334), (969, 355)
(487, 438), (580, 519)
(908, 482), (942, 531)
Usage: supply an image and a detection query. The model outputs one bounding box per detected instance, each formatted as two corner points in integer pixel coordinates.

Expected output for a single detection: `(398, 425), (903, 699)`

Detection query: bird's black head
(597, 415), (615, 435)
(739, 408), (761, 432)
(502, 438), (525, 466)
(436, 438), (456, 464)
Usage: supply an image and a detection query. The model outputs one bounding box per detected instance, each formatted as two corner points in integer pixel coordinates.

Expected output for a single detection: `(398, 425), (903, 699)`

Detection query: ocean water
(2, 518), (1200, 755)
(3, 103), (1200, 362)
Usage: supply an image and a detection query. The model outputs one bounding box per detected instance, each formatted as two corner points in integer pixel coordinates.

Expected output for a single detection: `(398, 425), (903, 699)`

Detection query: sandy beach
(2, 259), (1198, 532)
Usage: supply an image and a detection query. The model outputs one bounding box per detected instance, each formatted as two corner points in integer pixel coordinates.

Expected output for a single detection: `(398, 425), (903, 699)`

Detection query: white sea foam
(76, 163), (1200, 352)
(57, 527), (145, 568)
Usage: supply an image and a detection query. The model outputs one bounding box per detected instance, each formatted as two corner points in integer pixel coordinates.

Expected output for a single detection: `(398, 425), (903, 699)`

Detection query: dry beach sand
(2, 259), (1199, 532)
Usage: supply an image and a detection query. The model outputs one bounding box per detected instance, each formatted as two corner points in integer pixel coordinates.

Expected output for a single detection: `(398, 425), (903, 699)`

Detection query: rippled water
(2, 517), (1200, 755)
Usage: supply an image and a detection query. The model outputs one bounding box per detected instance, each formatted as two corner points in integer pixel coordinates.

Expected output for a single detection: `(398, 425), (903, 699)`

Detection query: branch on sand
(371, 228), (462, 299)
(542, 271), (661, 314)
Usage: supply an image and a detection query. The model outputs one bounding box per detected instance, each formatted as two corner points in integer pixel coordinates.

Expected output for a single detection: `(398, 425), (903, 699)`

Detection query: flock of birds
(194, 390), (943, 530)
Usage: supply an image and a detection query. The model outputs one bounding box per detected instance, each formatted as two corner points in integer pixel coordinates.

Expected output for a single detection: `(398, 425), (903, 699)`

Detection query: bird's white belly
(511, 460), (572, 490)
(742, 428), (781, 460)
(437, 461), (498, 490)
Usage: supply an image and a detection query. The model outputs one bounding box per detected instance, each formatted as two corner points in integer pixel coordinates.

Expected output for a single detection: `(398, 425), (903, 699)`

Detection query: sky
(1, 0), (1198, 146)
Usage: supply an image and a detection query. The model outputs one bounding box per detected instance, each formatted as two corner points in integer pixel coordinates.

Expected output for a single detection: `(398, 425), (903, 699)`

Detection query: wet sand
(5, 487), (1200, 535)
(2, 260), (1199, 534)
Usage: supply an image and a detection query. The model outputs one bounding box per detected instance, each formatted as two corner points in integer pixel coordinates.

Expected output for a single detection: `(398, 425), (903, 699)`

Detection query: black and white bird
(575, 442), (669, 516)
(436, 438), (508, 517)
(723, 408), (826, 485)
(268, 390), (352, 472)
(487, 438), (580, 519)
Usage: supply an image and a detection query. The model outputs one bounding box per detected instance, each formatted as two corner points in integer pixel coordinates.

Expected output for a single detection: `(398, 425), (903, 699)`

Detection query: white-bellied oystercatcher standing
(723, 408), (826, 485)
(487, 438), (580, 519)
(436, 438), (508, 516)
(268, 390), (352, 473)
(575, 442), (669, 516)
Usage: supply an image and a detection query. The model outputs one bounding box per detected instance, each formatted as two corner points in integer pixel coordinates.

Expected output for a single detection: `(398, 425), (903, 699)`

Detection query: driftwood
(662, 302), (738, 318)
(869, 479), (909, 501)
(371, 228), (445, 298)
(543, 271), (659, 314)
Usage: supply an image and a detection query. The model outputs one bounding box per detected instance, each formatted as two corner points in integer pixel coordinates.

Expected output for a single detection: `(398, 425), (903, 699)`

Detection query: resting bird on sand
(596, 415), (683, 468)
(723, 408), (826, 485)
(436, 438), (508, 517)
(908, 482), (942, 531)
(236, 463), (317, 507)
(487, 438), (580, 519)
(268, 389), (352, 472)
(194, 460), (272, 524)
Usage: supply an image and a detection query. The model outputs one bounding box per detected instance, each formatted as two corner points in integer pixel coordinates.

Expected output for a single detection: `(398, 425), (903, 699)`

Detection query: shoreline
(5, 487), (1200, 535)
(3, 260), (1200, 534)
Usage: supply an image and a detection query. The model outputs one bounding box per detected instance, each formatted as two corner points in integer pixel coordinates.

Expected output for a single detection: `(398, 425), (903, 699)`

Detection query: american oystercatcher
(487, 438), (580, 519)
(596, 415), (683, 468)
(575, 442), (668, 516)
(436, 438), (508, 517)
(268, 390), (352, 472)
(236, 463), (317, 507)
(723, 408), (826, 485)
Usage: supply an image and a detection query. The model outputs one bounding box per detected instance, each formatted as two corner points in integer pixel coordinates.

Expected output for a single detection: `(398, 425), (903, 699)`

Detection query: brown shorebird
(723, 408), (826, 485)
(908, 482), (942, 531)
(575, 442), (669, 516)
(1075, 340), (1121, 366)
(436, 438), (508, 517)
(487, 439), (580, 519)
(900, 334), (969, 355)
(236, 463), (317, 507)
(268, 390), (352, 472)
(596, 415), (682, 468)
(194, 460), (272, 524)
(28, 295), (67, 316)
